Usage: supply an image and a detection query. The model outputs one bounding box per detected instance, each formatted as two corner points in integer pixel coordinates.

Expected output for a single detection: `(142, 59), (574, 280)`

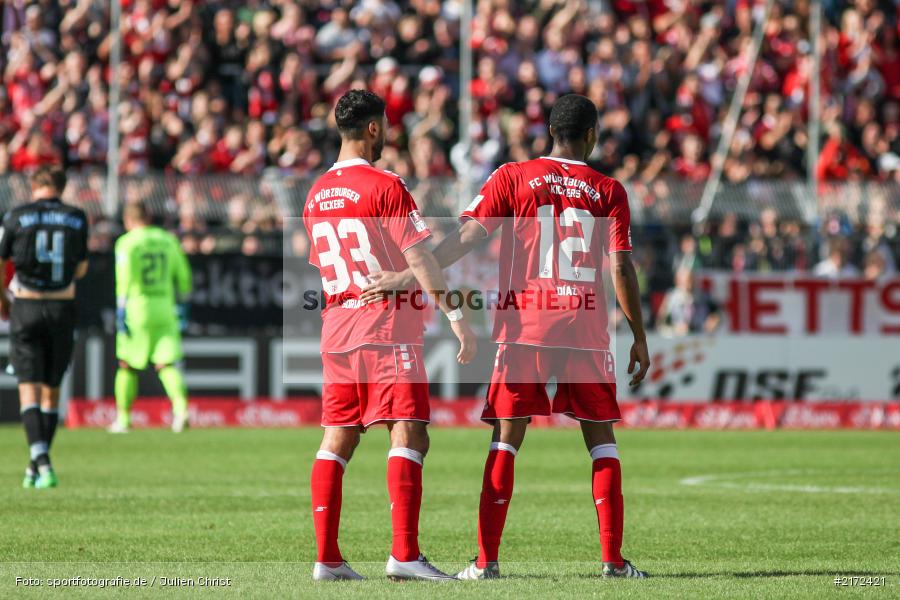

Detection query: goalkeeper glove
(116, 307), (129, 335)
(176, 302), (190, 332)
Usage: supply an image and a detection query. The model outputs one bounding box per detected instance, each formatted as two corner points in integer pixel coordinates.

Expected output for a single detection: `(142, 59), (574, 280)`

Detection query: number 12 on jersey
(537, 205), (597, 282)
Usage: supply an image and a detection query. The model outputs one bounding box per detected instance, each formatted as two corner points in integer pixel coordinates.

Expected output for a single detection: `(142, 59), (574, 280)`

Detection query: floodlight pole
(807, 0), (822, 222)
(693, 0), (775, 223)
(458, 0), (474, 210)
(105, 0), (122, 216)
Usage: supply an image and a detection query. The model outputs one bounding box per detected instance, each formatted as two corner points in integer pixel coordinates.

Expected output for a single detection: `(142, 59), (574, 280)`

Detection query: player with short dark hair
(361, 93), (651, 578)
(334, 89), (388, 140)
(548, 93), (605, 143)
(303, 89), (476, 581)
(0, 165), (89, 489)
(108, 199), (192, 434)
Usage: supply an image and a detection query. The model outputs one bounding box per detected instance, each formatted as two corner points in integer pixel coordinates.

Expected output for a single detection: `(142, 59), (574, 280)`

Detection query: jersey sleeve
(605, 180), (632, 253)
(460, 163), (515, 234)
(0, 212), (15, 260)
(381, 177), (431, 252)
(114, 235), (131, 300)
(170, 235), (193, 298)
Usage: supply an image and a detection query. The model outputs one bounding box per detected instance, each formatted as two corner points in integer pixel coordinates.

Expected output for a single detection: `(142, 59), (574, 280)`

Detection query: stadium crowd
(2, 0), (900, 182)
(1, 0), (898, 327)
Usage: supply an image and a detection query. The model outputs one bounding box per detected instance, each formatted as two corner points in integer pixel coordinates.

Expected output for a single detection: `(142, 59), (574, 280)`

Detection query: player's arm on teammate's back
(433, 219), (490, 266)
(360, 164), (511, 302)
(606, 180), (649, 386)
(403, 244), (476, 364)
(379, 177), (476, 363)
(360, 219), (487, 301)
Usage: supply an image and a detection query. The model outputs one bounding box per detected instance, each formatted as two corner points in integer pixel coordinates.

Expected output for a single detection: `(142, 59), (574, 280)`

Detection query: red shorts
(321, 344), (429, 428)
(483, 343), (620, 423)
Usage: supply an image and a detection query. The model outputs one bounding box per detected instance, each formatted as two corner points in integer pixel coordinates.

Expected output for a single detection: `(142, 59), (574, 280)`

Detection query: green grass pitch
(1, 426), (898, 598)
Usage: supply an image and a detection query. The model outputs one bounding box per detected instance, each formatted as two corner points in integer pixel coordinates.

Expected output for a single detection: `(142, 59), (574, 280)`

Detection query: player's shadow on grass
(577, 572), (718, 580)
(499, 574), (558, 581)
(732, 570), (889, 578)
(577, 570), (887, 580)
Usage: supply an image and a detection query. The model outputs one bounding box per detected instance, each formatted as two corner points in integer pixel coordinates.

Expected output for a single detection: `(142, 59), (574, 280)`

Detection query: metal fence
(0, 172), (897, 226)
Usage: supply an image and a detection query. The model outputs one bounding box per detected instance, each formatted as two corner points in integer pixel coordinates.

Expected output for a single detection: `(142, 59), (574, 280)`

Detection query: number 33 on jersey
(303, 158), (432, 353)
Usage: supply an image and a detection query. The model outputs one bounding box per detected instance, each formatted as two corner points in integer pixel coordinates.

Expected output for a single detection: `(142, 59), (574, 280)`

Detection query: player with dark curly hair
(304, 89), (476, 581)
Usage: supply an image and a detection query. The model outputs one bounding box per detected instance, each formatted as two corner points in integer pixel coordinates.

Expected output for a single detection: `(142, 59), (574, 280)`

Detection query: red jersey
(461, 156), (632, 351)
(304, 158), (431, 352)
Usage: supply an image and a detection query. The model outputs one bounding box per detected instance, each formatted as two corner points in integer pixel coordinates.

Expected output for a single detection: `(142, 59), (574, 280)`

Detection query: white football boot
(171, 412), (189, 433)
(386, 555), (456, 581)
(456, 560), (500, 580)
(107, 421), (130, 434)
(312, 561), (365, 581)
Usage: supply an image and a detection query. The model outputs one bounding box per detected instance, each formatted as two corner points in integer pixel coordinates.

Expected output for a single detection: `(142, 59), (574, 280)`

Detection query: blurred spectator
(315, 7), (362, 60)
(672, 135), (711, 182)
(814, 239), (861, 278)
(657, 269), (721, 336)
(863, 250), (889, 281)
(817, 126), (871, 181)
(0, 0), (896, 186)
(672, 234), (700, 273)
(853, 214), (897, 275)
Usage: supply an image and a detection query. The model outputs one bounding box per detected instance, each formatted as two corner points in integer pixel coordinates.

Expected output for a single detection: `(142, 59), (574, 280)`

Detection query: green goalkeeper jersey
(116, 226), (192, 326)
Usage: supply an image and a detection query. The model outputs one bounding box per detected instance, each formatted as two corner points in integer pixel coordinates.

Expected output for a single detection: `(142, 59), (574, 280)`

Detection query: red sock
(476, 443), (517, 568)
(311, 451), (346, 566)
(387, 448), (423, 562)
(591, 444), (624, 566)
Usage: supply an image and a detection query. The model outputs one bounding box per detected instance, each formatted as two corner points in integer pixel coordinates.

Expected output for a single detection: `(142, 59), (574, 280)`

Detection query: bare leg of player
(311, 426), (363, 581)
(458, 418), (528, 580)
(581, 421), (647, 578)
(384, 421), (454, 581)
(20, 383), (55, 488)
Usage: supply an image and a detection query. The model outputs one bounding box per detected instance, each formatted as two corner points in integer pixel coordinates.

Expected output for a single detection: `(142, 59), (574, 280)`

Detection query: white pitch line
(679, 471), (899, 495)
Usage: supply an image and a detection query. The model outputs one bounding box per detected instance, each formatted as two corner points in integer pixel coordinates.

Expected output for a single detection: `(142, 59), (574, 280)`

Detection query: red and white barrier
(65, 398), (900, 430)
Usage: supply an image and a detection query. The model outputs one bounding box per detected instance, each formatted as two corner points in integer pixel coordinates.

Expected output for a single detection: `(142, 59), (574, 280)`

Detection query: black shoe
(602, 559), (648, 578)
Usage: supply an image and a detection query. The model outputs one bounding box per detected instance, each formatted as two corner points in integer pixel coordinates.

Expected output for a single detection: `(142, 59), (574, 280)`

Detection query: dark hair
(549, 94), (598, 143)
(335, 89), (386, 138)
(30, 165), (67, 194)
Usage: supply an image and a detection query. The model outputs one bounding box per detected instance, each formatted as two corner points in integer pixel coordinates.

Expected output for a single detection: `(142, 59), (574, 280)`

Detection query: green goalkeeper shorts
(117, 323), (183, 370)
